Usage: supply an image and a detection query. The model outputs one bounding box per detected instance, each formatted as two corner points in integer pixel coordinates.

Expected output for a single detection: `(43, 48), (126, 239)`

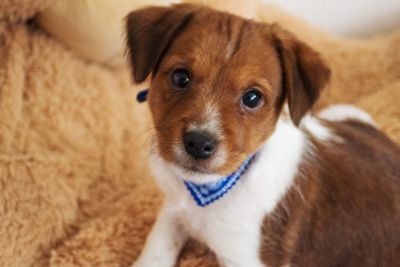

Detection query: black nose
(183, 131), (217, 160)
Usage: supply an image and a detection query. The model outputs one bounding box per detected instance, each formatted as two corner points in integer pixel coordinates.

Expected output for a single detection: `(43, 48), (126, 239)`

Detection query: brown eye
(171, 68), (191, 89)
(242, 88), (263, 109)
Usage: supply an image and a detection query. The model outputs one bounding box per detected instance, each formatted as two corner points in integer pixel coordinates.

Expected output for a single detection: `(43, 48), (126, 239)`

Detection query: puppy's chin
(152, 141), (232, 183)
(168, 163), (225, 184)
(168, 144), (229, 181)
(168, 155), (228, 184)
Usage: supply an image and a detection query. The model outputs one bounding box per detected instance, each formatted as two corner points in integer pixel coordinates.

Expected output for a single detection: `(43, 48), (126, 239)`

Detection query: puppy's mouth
(168, 157), (227, 184)
(168, 148), (251, 184)
(178, 160), (215, 175)
(171, 144), (228, 176)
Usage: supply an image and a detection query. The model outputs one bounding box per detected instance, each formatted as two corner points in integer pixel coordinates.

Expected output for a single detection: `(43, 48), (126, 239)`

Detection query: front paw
(131, 260), (152, 267)
(131, 259), (155, 267)
(131, 256), (175, 267)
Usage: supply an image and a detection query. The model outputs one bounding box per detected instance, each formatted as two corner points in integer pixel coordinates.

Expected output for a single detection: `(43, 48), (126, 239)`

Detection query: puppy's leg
(212, 231), (266, 267)
(132, 203), (187, 267)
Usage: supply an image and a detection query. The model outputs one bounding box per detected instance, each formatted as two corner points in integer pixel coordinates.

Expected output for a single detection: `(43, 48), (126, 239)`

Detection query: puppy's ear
(126, 5), (194, 83)
(272, 25), (331, 125)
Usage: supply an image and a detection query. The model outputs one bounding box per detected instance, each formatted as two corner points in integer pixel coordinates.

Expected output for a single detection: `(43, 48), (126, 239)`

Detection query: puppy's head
(126, 4), (330, 180)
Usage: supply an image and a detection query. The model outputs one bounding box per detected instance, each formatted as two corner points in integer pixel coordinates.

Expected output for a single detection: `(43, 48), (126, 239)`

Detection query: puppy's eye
(171, 68), (191, 89)
(241, 88), (263, 109)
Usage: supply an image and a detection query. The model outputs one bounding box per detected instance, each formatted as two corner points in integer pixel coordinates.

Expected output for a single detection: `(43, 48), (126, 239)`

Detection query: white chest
(174, 178), (267, 267)
(149, 120), (307, 267)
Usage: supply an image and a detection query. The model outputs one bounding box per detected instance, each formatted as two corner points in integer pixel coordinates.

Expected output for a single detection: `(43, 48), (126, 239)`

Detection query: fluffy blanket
(0, 1), (399, 266)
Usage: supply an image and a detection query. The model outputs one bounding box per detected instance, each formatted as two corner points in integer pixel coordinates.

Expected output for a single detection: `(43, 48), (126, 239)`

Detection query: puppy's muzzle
(183, 131), (218, 160)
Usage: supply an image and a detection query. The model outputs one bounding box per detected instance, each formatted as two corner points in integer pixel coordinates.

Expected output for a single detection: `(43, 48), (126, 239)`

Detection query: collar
(136, 88), (149, 103)
(183, 154), (256, 207)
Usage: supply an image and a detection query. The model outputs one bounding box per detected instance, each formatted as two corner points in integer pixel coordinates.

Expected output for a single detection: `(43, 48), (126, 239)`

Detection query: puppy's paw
(131, 256), (176, 267)
(131, 260), (156, 267)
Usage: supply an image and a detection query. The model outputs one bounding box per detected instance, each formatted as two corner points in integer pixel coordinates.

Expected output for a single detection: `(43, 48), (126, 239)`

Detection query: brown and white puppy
(126, 4), (400, 267)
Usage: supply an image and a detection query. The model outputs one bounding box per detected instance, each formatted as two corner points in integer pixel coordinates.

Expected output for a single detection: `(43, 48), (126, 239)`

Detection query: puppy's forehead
(164, 11), (272, 64)
(161, 10), (280, 90)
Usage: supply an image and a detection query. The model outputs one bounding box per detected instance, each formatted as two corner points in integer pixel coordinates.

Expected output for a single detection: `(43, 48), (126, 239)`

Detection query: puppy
(126, 4), (400, 267)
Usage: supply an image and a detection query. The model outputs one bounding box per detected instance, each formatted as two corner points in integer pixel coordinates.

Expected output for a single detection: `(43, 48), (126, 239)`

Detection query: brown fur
(272, 25), (331, 125)
(261, 120), (400, 266)
(126, 4), (329, 175)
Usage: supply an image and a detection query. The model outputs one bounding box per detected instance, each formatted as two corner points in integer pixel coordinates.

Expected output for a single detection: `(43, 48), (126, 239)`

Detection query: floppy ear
(126, 5), (195, 83)
(272, 25), (331, 125)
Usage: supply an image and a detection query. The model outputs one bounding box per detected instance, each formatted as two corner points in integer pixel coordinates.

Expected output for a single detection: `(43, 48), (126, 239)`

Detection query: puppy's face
(126, 4), (330, 179)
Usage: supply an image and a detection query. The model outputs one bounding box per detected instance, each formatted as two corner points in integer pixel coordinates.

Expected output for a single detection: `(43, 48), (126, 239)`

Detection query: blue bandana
(183, 155), (256, 207)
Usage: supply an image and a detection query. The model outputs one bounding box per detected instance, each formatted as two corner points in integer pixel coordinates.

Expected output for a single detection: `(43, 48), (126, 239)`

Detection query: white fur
(132, 202), (187, 267)
(225, 42), (235, 61)
(133, 119), (309, 267)
(300, 115), (346, 144)
(187, 102), (223, 136)
(318, 104), (376, 126)
(300, 115), (334, 141)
